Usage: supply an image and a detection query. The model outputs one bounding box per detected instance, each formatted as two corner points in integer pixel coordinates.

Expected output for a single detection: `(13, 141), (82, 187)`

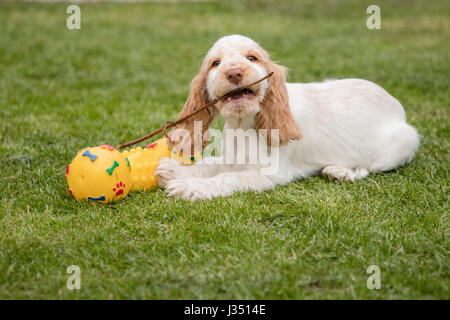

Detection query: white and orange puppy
(156, 34), (420, 200)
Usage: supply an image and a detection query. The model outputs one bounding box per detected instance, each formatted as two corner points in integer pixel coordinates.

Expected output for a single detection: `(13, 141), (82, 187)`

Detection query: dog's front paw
(155, 157), (184, 188)
(165, 178), (215, 201)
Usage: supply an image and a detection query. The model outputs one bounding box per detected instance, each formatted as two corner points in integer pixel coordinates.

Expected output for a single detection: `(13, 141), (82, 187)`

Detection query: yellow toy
(122, 138), (171, 191)
(122, 137), (202, 191)
(66, 145), (131, 203)
(66, 138), (202, 202)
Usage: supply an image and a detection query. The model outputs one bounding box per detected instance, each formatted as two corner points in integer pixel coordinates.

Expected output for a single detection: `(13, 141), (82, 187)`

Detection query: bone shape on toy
(82, 150), (98, 162)
(106, 160), (119, 175)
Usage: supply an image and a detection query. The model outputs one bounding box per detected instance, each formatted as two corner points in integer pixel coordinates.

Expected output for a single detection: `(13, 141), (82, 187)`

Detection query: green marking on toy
(125, 157), (131, 170)
(190, 156), (196, 163)
(106, 160), (119, 175)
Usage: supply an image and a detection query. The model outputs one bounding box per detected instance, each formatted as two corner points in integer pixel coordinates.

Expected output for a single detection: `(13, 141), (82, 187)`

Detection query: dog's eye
(247, 55), (257, 62)
(212, 60), (220, 67)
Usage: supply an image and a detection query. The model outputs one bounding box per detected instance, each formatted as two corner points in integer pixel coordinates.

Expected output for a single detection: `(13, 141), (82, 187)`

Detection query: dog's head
(169, 35), (301, 152)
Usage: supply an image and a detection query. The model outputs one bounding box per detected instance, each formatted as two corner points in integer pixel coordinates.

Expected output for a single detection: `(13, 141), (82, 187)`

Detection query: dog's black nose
(226, 68), (243, 84)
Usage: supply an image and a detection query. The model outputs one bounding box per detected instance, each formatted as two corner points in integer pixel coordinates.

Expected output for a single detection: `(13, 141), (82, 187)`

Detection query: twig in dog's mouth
(117, 72), (273, 149)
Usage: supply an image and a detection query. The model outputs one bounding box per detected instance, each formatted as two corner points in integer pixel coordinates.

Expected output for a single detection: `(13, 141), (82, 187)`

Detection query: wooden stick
(117, 72), (273, 149)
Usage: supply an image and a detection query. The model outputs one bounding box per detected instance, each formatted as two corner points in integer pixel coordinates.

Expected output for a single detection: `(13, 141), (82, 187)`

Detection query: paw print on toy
(113, 181), (126, 197)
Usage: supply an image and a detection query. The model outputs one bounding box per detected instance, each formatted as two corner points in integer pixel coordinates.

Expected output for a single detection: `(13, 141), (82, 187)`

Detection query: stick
(117, 72), (273, 149)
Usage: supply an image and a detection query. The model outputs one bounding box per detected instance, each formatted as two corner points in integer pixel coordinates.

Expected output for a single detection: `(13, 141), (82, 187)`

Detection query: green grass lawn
(0, 0), (448, 299)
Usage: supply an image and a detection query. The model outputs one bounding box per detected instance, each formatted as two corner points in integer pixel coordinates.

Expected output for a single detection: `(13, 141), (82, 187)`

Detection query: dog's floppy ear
(255, 62), (301, 146)
(167, 70), (215, 154)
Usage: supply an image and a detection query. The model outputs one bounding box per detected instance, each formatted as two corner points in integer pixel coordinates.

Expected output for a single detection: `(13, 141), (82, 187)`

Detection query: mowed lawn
(0, 0), (448, 299)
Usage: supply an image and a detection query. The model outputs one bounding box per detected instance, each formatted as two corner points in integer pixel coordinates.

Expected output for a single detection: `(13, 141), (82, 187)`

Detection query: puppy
(156, 34), (420, 200)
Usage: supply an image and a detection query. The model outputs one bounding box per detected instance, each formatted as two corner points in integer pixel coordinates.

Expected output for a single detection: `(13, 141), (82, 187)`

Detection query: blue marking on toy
(106, 160), (119, 175)
(82, 150), (98, 162)
(88, 195), (106, 201)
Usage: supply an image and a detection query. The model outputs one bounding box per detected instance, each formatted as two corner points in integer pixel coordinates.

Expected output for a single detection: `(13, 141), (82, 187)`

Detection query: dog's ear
(167, 71), (215, 154)
(255, 62), (301, 146)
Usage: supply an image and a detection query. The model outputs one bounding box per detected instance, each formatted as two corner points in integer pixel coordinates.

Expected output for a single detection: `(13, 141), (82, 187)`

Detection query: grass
(0, 0), (448, 299)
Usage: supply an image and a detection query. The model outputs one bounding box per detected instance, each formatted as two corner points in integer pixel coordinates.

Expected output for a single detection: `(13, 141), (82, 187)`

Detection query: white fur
(156, 35), (420, 200)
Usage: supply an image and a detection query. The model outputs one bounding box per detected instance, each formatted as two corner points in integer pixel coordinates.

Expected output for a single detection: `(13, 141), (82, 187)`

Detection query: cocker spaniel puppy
(155, 34), (420, 200)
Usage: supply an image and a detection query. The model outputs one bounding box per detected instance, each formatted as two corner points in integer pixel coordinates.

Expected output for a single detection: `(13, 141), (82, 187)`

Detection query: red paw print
(146, 142), (158, 149)
(100, 144), (115, 151)
(113, 181), (125, 196)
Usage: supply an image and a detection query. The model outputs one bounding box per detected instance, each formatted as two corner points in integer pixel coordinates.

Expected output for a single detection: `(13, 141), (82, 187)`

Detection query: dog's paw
(322, 165), (355, 182)
(322, 165), (369, 182)
(165, 178), (215, 201)
(155, 157), (184, 188)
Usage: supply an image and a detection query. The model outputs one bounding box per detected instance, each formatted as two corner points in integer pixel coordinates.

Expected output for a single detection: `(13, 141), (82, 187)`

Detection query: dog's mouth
(225, 87), (256, 102)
